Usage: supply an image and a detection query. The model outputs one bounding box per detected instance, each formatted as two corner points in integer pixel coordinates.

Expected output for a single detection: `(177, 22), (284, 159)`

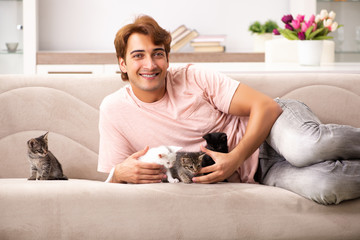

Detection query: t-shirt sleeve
(187, 65), (240, 114)
(97, 98), (133, 173)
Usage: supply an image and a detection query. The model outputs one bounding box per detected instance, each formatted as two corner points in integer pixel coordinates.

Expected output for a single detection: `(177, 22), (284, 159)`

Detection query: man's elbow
(269, 99), (283, 120)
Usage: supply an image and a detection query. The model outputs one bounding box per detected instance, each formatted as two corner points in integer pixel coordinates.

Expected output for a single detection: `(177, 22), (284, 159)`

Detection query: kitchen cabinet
(0, 0), (23, 73)
(0, 0), (37, 74)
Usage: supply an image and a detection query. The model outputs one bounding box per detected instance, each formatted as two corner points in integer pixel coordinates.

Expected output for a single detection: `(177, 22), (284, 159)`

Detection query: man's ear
(119, 57), (127, 73)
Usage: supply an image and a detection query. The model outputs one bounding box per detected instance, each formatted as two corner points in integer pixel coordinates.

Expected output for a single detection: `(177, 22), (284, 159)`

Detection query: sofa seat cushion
(1, 179), (359, 239)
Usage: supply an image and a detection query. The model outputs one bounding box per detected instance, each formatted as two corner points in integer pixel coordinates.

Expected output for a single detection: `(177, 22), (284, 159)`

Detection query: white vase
(297, 40), (324, 66)
(253, 33), (273, 52)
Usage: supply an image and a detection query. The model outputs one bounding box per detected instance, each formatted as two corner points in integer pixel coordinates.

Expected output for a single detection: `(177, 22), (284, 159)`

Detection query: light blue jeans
(256, 99), (360, 205)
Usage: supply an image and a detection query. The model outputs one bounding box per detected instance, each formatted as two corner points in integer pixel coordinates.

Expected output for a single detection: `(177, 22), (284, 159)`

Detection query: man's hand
(110, 146), (167, 184)
(192, 145), (242, 184)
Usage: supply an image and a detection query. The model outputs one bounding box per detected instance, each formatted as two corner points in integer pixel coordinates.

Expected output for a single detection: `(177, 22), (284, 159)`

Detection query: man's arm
(108, 146), (167, 184)
(193, 83), (282, 183)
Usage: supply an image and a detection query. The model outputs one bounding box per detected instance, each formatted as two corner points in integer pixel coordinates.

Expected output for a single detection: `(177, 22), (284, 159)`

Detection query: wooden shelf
(37, 52), (118, 64)
(37, 52), (265, 64)
(169, 52), (264, 62)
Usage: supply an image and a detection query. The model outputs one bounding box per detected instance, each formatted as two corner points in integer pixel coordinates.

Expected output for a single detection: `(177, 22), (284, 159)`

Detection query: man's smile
(140, 73), (160, 78)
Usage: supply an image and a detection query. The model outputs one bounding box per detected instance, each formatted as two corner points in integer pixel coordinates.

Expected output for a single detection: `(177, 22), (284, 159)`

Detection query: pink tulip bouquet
(273, 9), (342, 40)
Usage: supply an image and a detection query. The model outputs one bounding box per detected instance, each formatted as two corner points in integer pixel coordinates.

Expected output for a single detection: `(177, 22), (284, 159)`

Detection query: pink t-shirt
(97, 64), (259, 183)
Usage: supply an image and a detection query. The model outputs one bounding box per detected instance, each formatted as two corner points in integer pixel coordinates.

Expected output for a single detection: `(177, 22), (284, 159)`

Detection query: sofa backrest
(1, 73), (359, 180)
(228, 73), (360, 128)
(0, 75), (124, 181)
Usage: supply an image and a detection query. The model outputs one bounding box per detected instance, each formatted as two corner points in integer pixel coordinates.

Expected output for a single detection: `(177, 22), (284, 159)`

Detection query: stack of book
(171, 25), (199, 52)
(190, 35), (226, 53)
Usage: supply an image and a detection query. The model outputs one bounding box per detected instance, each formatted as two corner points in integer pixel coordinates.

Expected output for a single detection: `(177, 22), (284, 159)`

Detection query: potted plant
(249, 20), (279, 52)
(273, 9), (342, 65)
(274, 9), (341, 40)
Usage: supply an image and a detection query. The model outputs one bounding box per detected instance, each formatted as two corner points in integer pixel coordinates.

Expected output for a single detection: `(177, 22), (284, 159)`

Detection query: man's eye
(154, 52), (165, 57)
(132, 54), (143, 58)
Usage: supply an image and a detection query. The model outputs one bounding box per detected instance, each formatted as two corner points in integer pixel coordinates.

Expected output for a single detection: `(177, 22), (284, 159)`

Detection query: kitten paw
(27, 177), (36, 180)
(169, 178), (180, 183)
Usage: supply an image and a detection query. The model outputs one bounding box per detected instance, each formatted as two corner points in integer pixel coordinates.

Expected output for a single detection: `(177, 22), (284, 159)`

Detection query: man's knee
(308, 180), (344, 205)
(281, 143), (321, 168)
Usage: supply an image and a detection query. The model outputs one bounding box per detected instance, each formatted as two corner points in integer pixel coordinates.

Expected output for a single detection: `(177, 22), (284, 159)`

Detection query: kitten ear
(199, 153), (206, 161)
(29, 139), (36, 148)
(43, 131), (49, 140)
(169, 146), (182, 153)
(202, 133), (211, 141)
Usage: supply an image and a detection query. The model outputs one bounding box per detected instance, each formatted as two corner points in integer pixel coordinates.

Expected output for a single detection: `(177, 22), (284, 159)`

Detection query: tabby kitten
(27, 132), (68, 180)
(170, 152), (205, 184)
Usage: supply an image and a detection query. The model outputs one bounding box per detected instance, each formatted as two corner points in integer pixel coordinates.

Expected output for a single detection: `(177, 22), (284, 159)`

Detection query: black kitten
(202, 132), (228, 169)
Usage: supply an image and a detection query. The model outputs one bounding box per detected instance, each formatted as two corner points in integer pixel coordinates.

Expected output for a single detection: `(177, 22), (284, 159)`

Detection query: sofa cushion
(1, 179), (359, 239)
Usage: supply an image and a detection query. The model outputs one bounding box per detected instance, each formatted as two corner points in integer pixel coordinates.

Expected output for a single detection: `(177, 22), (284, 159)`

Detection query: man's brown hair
(114, 15), (172, 80)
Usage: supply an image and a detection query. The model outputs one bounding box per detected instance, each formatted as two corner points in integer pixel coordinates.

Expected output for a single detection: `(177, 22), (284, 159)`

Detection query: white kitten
(139, 146), (182, 183)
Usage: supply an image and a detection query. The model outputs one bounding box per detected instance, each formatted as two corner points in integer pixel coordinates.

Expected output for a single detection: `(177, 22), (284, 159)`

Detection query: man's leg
(267, 98), (360, 167)
(256, 142), (360, 205)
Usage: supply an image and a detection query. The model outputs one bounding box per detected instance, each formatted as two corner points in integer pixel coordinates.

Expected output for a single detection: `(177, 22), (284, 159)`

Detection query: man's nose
(143, 56), (156, 69)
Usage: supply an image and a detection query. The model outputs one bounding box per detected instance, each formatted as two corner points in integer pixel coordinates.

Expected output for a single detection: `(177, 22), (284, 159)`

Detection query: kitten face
(203, 132), (228, 152)
(180, 152), (204, 173)
(159, 146), (182, 168)
(139, 146), (182, 168)
(27, 132), (49, 157)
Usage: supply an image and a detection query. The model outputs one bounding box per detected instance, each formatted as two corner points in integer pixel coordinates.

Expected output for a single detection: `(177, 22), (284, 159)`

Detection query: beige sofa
(1, 72), (360, 240)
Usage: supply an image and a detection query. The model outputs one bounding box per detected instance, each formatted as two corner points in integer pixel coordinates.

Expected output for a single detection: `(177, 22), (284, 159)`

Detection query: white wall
(38, 0), (291, 52)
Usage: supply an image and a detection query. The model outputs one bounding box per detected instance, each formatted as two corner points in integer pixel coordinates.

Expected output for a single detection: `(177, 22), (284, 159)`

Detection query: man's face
(119, 33), (169, 102)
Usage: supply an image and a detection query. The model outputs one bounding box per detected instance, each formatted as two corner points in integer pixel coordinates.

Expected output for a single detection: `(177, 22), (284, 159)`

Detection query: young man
(98, 15), (360, 205)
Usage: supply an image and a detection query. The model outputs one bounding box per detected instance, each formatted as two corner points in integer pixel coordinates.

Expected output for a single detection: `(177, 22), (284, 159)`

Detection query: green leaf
(313, 35), (333, 40)
(279, 29), (299, 40)
(263, 20), (279, 33)
(249, 21), (262, 33)
(308, 28), (326, 40)
(317, 21), (324, 29)
(323, 28), (329, 36)
(305, 26), (314, 40)
(260, 25), (266, 34)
